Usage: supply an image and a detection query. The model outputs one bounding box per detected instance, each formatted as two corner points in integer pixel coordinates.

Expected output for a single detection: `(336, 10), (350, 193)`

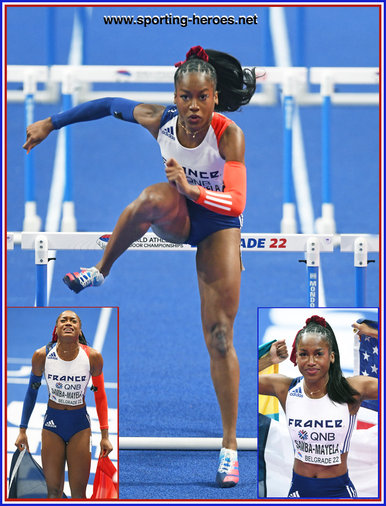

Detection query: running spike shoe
(63, 267), (104, 294)
(216, 447), (239, 488)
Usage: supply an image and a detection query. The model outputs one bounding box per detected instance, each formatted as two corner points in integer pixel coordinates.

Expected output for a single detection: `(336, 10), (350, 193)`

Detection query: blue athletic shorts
(288, 470), (357, 498)
(185, 199), (242, 246)
(43, 405), (91, 444)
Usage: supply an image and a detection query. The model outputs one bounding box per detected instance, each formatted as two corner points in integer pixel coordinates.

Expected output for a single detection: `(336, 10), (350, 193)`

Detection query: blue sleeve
(51, 97), (141, 129)
(20, 373), (42, 429)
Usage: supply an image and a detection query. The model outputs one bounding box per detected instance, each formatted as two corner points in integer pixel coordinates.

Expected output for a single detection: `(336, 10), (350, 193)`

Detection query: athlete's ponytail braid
(174, 46), (256, 112)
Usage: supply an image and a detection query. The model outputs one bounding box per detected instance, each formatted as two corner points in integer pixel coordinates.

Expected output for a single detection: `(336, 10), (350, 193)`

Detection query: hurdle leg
(315, 76), (336, 234)
(354, 237), (368, 307)
(23, 82), (42, 232)
(60, 82), (77, 232)
(306, 237), (320, 307)
(47, 250), (57, 305)
(35, 236), (48, 307)
(280, 87), (297, 233)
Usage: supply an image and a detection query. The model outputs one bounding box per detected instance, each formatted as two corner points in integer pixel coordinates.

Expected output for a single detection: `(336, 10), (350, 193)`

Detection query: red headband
(174, 46), (209, 68)
(289, 315), (327, 365)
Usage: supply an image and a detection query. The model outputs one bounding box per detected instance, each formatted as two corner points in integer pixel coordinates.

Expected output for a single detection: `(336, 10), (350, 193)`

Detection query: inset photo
(6, 307), (118, 500)
(258, 307), (379, 500)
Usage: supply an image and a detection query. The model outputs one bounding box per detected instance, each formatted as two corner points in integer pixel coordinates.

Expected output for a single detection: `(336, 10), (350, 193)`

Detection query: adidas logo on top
(162, 126), (175, 140)
(289, 386), (303, 397)
(45, 419), (57, 428)
(48, 352), (58, 360)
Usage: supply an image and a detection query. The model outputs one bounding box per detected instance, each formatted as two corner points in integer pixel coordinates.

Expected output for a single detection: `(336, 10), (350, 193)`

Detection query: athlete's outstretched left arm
(90, 349), (114, 457)
(165, 123), (246, 217)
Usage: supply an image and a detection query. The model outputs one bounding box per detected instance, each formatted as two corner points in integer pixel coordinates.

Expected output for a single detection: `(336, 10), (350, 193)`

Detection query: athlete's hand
(99, 437), (113, 457)
(15, 430), (29, 452)
(269, 339), (289, 364)
(23, 117), (54, 154)
(165, 158), (200, 201)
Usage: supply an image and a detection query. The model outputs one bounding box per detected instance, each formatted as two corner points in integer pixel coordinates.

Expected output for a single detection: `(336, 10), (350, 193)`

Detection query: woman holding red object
(15, 310), (113, 498)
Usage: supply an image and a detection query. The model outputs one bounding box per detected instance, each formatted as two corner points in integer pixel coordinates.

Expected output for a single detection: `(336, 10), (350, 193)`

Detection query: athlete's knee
(208, 322), (233, 358)
(47, 486), (63, 498)
(136, 184), (172, 220)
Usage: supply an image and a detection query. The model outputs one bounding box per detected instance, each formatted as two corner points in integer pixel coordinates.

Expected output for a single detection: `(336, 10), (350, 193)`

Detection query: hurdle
(310, 68), (379, 235)
(10, 232), (333, 308)
(279, 68), (308, 233)
(19, 69), (51, 232)
(119, 437), (257, 451)
(8, 66), (57, 232)
(340, 234), (379, 307)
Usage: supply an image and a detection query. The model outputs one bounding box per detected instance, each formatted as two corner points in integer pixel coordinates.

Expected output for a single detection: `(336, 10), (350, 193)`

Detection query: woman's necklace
(57, 342), (79, 359)
(304, 382), (327, 397)
(177, 117), (209, 139)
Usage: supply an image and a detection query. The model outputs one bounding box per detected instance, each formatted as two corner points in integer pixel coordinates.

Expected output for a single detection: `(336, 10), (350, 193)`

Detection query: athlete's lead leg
(63, 183), (190, 293)
(96, 183), (190, 276)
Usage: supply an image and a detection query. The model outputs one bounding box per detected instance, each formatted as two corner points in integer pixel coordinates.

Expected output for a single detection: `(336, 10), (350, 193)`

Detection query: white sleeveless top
(285, 378), (356, 466)
(157, 106), (233, 192)
(44, 344), (91, 407)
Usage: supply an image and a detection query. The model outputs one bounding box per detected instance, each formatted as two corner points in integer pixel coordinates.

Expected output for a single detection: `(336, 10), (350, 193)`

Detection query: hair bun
(306, 315), (327, 327)
(174, 46), (209, 67)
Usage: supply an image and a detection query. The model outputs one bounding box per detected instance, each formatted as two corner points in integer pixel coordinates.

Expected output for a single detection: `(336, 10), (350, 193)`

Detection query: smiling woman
(14, 310), (113, 499)
(259, 315), (378, 498)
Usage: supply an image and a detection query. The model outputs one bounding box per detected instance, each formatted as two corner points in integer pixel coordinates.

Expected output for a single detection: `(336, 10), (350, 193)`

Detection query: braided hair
(174, 47), (256, 112)
(293, 315), (359, 405)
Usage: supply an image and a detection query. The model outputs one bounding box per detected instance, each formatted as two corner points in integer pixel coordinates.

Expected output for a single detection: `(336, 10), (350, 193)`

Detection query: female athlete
(14, 310), (113, 498)
(23, 46), (256, 486)
(259, 315), (378, 498)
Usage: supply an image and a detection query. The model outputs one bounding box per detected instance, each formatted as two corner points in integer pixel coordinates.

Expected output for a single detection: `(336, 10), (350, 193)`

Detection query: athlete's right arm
(259, 374), (291, 396)
(14, 348), (46, 451)
(23, 98), (165, 153)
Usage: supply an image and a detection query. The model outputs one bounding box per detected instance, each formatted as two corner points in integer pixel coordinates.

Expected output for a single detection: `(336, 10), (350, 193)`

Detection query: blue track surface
(5, 5), (380, 501)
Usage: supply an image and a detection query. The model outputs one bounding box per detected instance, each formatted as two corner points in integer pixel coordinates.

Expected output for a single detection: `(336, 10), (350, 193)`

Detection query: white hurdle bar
(7, 65), (379, 106)
(119, 437), (257, 451)
(340, 234), (379, 307)
(8, 232), (333, 308)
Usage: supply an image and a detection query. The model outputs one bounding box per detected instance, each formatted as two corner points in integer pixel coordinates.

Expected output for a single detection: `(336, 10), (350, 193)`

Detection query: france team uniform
(43, 344), (91, 443)
(157, 106), (243, 246)
(285, 377), (357, 498)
